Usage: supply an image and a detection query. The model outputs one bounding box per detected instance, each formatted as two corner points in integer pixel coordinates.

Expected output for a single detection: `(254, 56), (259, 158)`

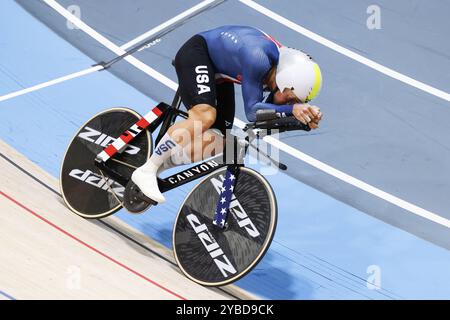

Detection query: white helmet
(276, 47), (322, 103)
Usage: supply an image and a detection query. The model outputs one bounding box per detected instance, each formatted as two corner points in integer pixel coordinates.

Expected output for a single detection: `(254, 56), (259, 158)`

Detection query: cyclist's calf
(186, 103), (217, 131)
(166, 103), (221, 163)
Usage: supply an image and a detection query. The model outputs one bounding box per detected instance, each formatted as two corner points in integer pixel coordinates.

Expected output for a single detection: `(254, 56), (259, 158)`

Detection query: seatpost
(154, 89), (185, 145)
(171, 88), (182, 109)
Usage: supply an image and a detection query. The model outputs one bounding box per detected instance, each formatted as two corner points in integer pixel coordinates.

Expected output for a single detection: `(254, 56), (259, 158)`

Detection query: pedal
(123, 180), (157, 214)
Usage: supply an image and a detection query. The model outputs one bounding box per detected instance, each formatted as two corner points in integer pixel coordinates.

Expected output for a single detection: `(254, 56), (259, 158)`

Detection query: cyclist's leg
(160, 128), (223, 170)
(132, 35), (217, 203)
(165, 81), (235, 167)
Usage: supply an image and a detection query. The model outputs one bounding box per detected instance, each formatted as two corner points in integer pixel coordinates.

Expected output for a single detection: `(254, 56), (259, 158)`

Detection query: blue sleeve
(240, 47), (294, 122)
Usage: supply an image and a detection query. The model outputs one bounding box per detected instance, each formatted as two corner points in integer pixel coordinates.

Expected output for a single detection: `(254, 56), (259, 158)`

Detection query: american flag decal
(213, 167), (238, 228)
(96, 105), (163, 162)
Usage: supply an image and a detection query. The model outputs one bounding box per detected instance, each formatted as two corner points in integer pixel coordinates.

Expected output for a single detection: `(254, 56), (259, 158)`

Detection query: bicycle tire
(60, 107), (151, 219)
(173, 166), (277, 286)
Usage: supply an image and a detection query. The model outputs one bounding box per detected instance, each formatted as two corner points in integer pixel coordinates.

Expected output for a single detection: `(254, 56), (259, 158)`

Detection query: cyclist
(132, 25), (323, 203)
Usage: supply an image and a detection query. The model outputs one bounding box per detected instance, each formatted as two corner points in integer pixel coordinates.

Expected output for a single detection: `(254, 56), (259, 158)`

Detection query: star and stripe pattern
(213, 167), (238, 228)
(95, 105), (163, 162)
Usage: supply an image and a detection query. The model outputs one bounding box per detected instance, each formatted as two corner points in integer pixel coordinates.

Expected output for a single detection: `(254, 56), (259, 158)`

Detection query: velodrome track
(14, 0), (450, 247)
(1, 0), (449, 299)
(0, 140), (253, 299)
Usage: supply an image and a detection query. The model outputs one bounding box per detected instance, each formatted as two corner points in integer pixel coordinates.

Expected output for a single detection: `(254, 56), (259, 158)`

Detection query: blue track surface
(1, 1), (449, 299)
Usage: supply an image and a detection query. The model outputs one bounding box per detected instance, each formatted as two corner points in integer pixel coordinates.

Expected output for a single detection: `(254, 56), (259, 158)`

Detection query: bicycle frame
(93, 89), (247, 196)
(93, 86), (301, 227)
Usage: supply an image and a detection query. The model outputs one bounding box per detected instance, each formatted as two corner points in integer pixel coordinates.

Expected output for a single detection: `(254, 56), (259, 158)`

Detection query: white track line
(264, 136), (450, 228)
(121, 0), (219, 50)
(0, 65), (102, 102)
(12, 1), (450, 228)
(239, 0), (450, 103)
(42, 0), (178, 91)
(1, 0), (207, 103)
(0, 0), (218, 103)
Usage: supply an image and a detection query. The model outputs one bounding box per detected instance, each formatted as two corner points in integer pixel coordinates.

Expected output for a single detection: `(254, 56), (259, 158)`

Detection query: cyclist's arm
(242, 87), (294, 121)
(240, 48), (293, 122)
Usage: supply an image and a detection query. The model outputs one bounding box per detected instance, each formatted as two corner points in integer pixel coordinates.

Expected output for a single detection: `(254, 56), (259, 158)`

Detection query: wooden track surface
(0, 139), (256, 300)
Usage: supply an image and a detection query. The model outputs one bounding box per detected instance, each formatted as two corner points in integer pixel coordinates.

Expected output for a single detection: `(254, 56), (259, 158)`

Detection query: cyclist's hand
(293, 104), (323, 129)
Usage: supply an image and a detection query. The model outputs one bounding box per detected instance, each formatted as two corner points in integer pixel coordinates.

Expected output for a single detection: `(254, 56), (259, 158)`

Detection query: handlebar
(246, 109), (311, 132)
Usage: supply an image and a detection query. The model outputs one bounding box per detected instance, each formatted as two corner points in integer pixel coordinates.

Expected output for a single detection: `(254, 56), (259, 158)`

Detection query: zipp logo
(154, 140), (176, 156)
(78, 126), (140, 155)
(195, 65), (211, 94)
(69, 168), (124, 198)
(229, 198), (260, 238)
(186, 213), (237, 278)
(211, 176), (260, 238)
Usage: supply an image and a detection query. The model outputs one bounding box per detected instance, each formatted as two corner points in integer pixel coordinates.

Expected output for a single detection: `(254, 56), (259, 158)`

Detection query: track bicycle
(60, 86), (310, 286)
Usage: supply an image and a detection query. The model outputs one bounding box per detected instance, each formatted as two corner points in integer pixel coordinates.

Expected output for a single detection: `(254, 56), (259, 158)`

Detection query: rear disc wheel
(60, 108), (151, 218)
